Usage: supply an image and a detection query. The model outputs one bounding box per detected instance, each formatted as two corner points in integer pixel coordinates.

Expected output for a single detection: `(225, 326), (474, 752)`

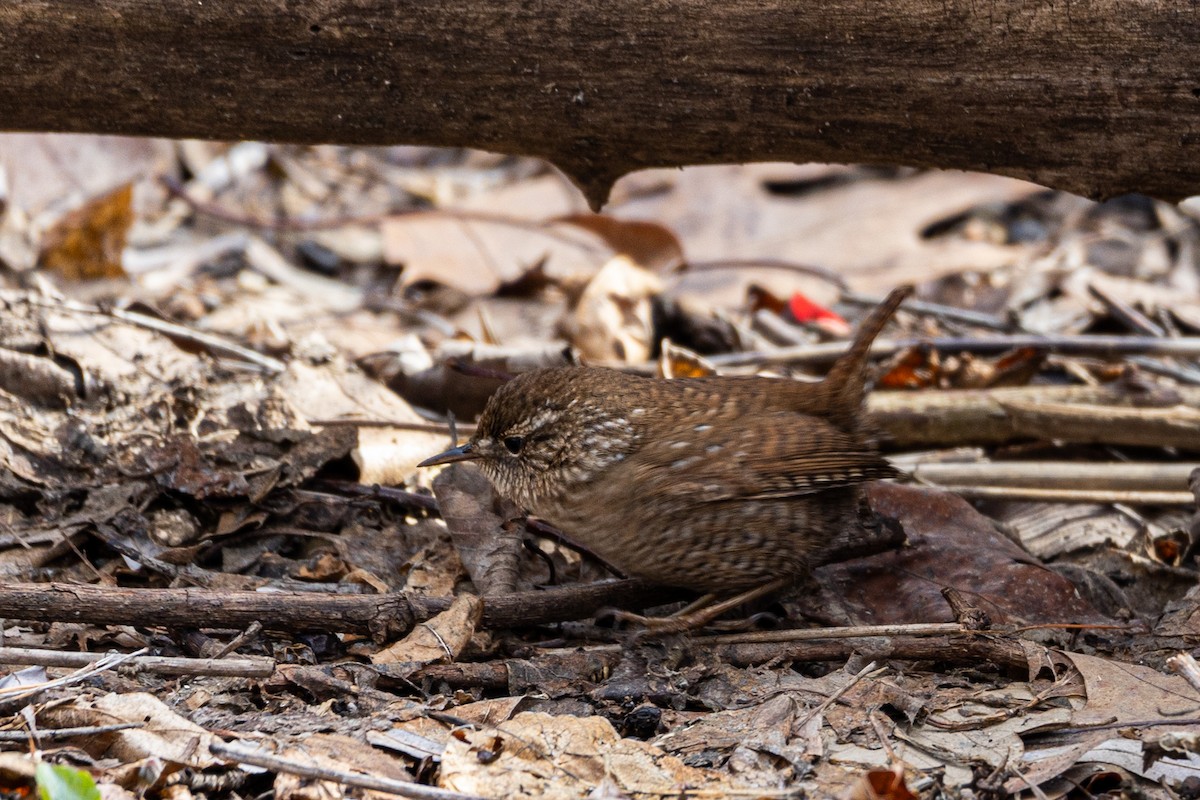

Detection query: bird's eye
(502, 436), (525, 454)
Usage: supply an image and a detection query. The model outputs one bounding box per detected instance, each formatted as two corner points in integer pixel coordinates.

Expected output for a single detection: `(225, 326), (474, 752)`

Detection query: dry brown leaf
(402, 536), (468, 597)
(53, 692), (218, 769)
(1004, 651), (1200, 793)
(276, 733), (414, 800)
(275, 360), (446, 484)
(554, 213), (684, 271)
(372, 593), (482, 665)
(1065, 651), (1198, 724)
(38, 183), (133, 280)
(433, 463), (532, 594)
(383, 213), (600, 295)
(439, 712), (739, 798)
(878, 346), (1044, 390)
(616, 165), (1042, 294)
(819, 483), (1107, 626)
(0, 134), (173, 211)
(565, 255), (663, 362)
(654, 694), (810, 771)
(451, 697), (529, 728)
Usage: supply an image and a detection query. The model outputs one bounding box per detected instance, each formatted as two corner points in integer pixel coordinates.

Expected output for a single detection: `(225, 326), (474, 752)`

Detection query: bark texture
(1, 1), (1198, 207)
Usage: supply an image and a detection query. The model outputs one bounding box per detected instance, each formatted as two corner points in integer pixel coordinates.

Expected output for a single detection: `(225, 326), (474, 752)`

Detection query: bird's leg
(603, 577), (789, 635)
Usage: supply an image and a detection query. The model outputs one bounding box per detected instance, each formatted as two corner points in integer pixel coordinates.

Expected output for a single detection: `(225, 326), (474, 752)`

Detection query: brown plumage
(420, 286), (911, 594)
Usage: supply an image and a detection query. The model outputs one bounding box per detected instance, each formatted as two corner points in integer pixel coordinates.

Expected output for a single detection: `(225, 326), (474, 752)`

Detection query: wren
(420, 287), (912, 620)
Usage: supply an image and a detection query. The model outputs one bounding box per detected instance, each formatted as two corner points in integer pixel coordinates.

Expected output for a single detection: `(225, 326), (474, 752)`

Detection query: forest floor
(0, 136), (1198, 799)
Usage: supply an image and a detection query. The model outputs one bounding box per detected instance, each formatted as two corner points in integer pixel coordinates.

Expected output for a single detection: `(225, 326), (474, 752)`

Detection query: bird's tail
(817, 285), (913, 429)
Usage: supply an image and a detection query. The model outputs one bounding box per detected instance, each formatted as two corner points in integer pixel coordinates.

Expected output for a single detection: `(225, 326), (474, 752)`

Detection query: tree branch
(2, 2), (1198, 207)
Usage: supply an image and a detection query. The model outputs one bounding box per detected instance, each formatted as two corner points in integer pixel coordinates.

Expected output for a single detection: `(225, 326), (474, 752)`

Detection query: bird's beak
(417, 442), (478, 468)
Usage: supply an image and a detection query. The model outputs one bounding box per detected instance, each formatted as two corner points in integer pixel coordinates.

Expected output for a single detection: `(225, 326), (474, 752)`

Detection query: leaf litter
(0, 137), (1196, 798)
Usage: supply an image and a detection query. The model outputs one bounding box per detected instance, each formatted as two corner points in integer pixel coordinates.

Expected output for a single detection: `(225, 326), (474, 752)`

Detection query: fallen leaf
(372, 593), (482, 665)
(38, 183), (133, 280)
(53, 693), (218, 769)
(275, 734), (414, 800)
(275, 360), (446, 484)
(818, 483), (1108, 626)
(565, 255), (664, 362)
(439, 712), (741, 798)
(382, 212), (599, 296)
(554, 213), (684, 271)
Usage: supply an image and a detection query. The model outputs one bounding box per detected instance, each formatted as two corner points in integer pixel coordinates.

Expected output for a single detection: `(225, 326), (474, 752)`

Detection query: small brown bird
(420, 287), (912, 625)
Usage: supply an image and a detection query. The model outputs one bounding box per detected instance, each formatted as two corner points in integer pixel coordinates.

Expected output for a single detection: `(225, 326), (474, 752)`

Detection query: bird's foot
(599, 578), (788, 637)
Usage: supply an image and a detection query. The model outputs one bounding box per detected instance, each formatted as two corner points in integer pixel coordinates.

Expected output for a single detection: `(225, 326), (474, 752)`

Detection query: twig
(1006, 762), (1052, 800)
(708, 334), (1200, 368)
(419, 632), (1043, 690)
(0, 649), (149, 705)
(309, 419), (474, 435)
(0, 646), (274, 677)
(697, 622), (965, 645)
(306, 480), (441, 513)
(926, 486), (1195, 505)
(868, 711), (898, 763)
(213, 622), (263, 659)
(709, 634), (1039, 672)
(1088, 283), (1167, 336)
(905, 461), (1199, 491)
(0, 723), (143, 741)
(679, 258), (849, 290)
(841, 291), (1010, 330)
(209, 741), (487, 800)
(795, 660), (882, 728)
(867, 384), (1200, 449)
(1126, 356), (1200, 386)
(161, 176), (606, 253)
(25, 296), (286, 374)
(997, 398), (1200, 450)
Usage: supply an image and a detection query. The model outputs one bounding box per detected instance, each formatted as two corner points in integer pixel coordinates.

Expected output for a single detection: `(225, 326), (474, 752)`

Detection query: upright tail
(816, 285), (913, 429)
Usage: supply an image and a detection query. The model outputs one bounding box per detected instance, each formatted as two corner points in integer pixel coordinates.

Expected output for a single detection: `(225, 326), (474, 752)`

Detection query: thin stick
(708, 334), (1200, 367)
(213, 622), (263, 659)
(209, 741), (487, 800)
(25, 296), (286, 374)
(310, 418), (475, 435)
(867, 384), (1200, 449)
(0, 649), (149, 703)
(906, 461), (1199, 491)
(162, 176), (606, 252)
(937, 486), (1194, 504)
(795, 661), (882, 728)
(0, 723), (142, 741)
(680, 258), (849, 290)
(998, 398), (1200, 449)
(419, 634), (1039, 688)
(0, 647), (274, 677)
(1087, 283), (1166, 337)
(841, 291), (1010, 330)
(698, 622), (965, 645)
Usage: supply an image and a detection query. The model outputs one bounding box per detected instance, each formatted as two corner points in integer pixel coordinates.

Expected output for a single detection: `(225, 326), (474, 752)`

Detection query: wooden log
(1, 2), (1198, 207)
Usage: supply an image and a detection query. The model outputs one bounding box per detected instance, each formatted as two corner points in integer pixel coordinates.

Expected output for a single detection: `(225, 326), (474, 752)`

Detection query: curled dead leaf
(565, 255), (664, 363)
